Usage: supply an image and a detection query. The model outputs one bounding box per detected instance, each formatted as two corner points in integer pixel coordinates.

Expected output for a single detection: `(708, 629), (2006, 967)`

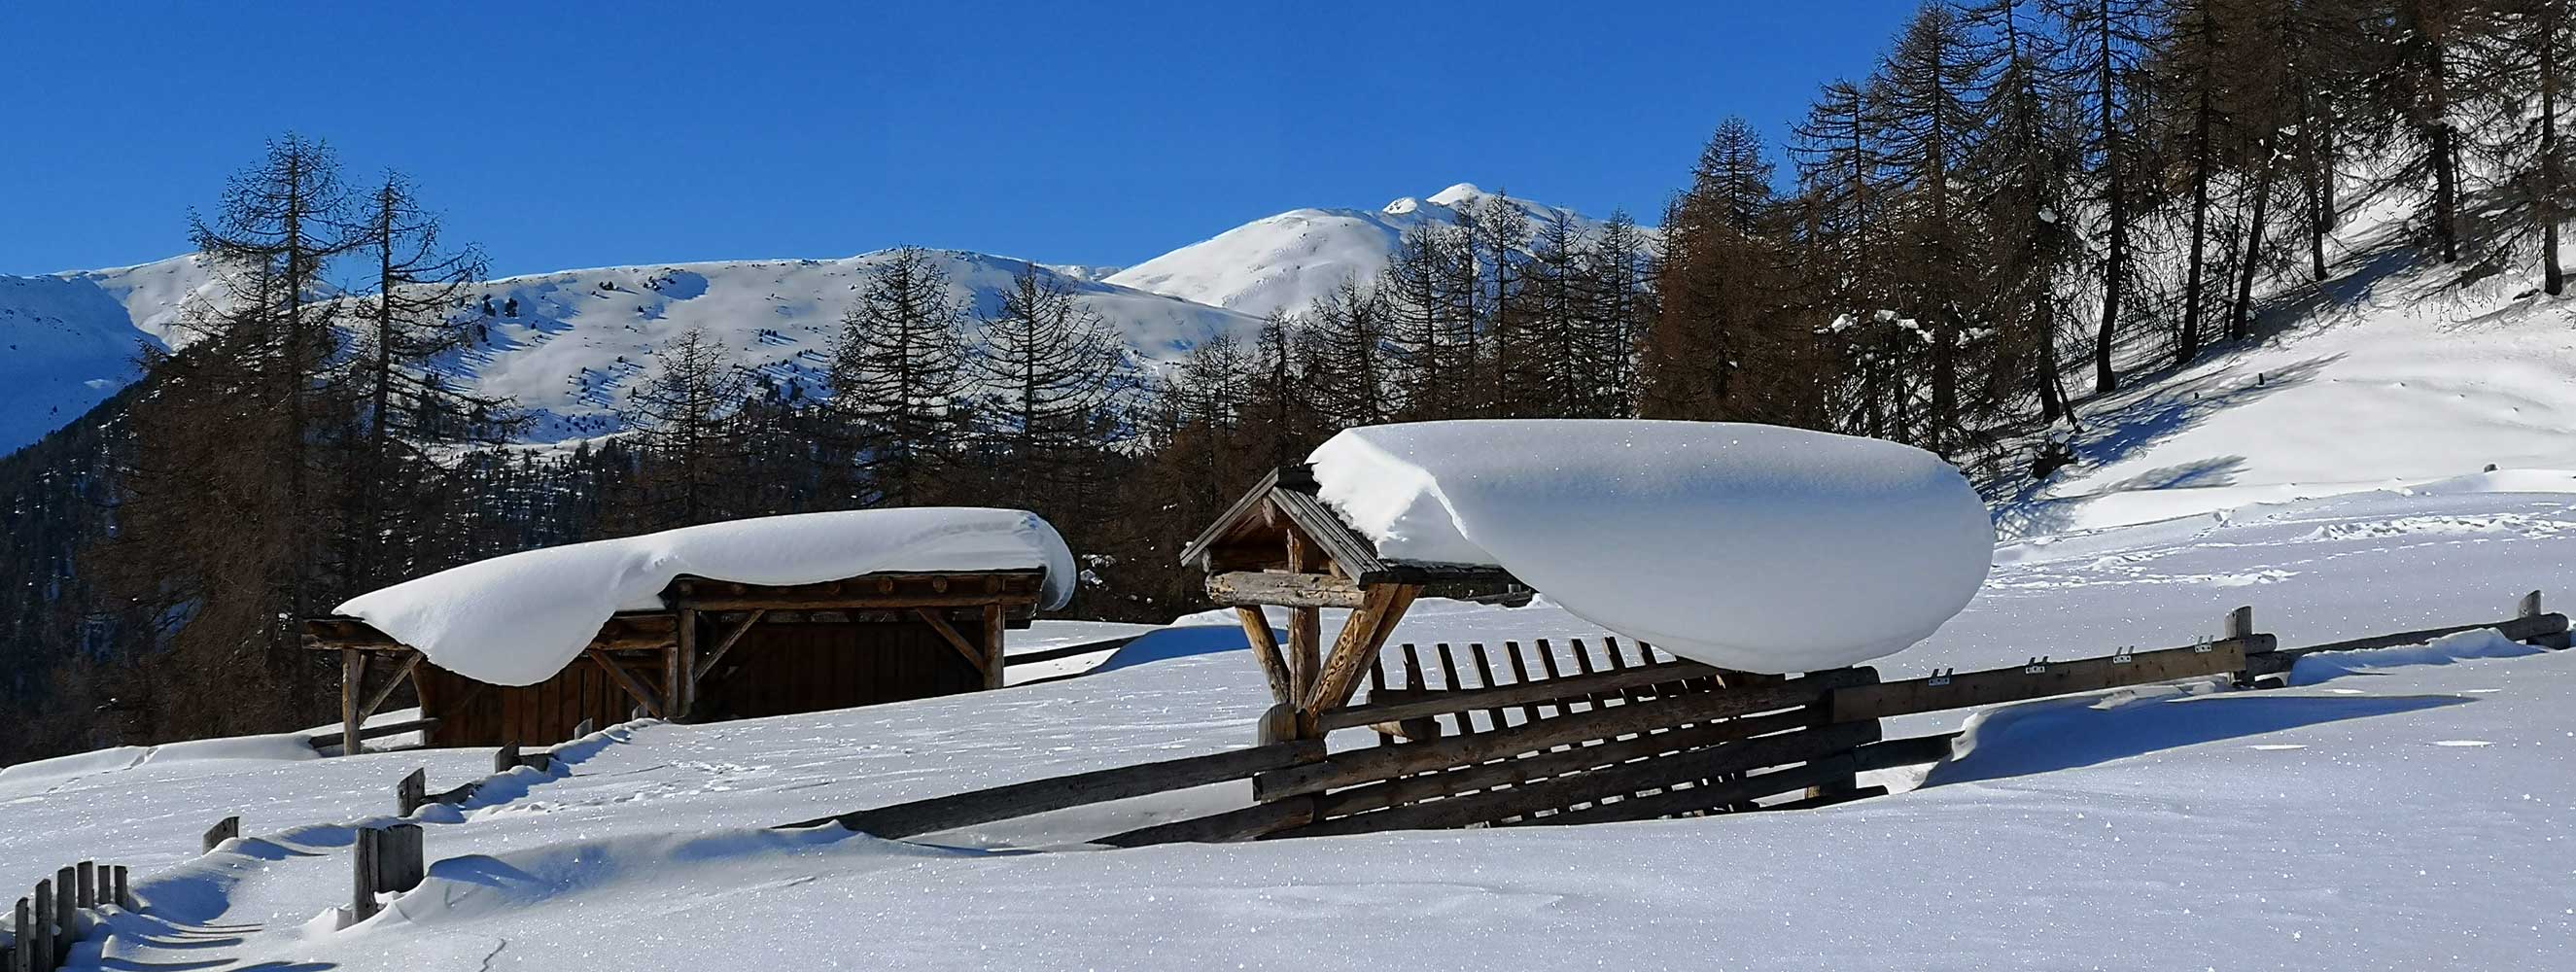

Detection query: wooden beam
(357, 651), (425, 725)
(1284, 534), (1320, 700)
(1094, 796), (1317, 848)
(982, 603), (1007, 690)
(2243, 613), (2568, 677)
(588, 647), (665, 718)
(1829, 640), (2254, 722)
(674, 608), (698, 719)
(1527, 751), (1868, 827)
(1205, 571), (1367, 609)
(1302, 583), (1420, 718)
(916, 608), (992, 677)
(674, 592), (1041, 611)
(1236, 607), (1295, 705)
(691, 609), (767, 681)
(778, 740), (1327, 838)
(341, 648), (367, 756)
(1313, 704), (1826, 819)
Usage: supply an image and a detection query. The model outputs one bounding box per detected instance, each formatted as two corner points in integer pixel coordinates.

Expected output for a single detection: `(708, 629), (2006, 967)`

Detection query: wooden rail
(306, 715), (441, 753)
(776, 741), (1327, 839)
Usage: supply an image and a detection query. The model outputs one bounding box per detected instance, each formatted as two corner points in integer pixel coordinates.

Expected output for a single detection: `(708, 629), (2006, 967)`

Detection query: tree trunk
(2230, 155), (2278, 342)
(2093, 8), (2126, 395)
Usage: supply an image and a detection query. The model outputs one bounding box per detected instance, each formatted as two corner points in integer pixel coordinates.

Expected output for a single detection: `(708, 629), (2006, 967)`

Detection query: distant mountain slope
(1106, 183), (1624, 321)
(0, 256), (217, 456)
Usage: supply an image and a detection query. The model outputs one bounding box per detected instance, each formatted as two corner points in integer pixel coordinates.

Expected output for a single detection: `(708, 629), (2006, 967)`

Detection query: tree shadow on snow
(1917, 690), (2467, 788)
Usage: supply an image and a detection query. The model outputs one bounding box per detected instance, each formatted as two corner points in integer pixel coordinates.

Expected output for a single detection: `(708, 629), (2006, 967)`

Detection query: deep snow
(1308, 420), (1994, 672)
(7, 482), (2572, 970)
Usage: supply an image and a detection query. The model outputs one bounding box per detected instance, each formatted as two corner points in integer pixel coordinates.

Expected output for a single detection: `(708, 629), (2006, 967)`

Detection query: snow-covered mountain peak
(1381, 196), (1422, 216)
(1426, 182), (1487, 206)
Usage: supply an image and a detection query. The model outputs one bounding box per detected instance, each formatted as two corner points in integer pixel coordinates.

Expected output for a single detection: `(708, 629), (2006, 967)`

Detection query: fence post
(72, 865), (91, 912)
(111, 866), (129, 911)
(201, 816), (239, 854)
(350, 828), (380, 923)
(384, 824), (424, 893)
(398, 769), (427, 816)
(493, 743), (519, 775)
(27, 881), (50, 972)
(573, 717), (594, 739)
(49, 869), (71, 943)
(12, 895), (30, 972)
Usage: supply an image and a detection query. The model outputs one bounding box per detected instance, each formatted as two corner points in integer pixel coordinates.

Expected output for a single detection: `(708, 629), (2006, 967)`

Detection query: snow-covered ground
(6, 480), (2570, 970)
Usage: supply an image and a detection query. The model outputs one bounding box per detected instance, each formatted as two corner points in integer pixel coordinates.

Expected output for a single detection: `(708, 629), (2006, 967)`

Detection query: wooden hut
(304, 570), (1050, 752)
(1178, 464), (1525, 742)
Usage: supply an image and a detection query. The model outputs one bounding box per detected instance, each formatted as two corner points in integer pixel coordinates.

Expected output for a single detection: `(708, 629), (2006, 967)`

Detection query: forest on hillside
(4, 0), (2570, 762)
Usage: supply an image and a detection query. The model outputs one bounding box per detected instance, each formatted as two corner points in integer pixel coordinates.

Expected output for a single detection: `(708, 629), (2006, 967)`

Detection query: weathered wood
(14, 895), (31, 972)
(1848, 732), (1962, 774)
(29, 881), (52, 972)
(1395, 643), (1442, 742)
(1284, 535), (1321, 702)
(341, 648), (367, 756)
(307, 613), (682, 652)
(573, 717), (595, 739)
(780, 740), (1328, 838)
(1432, 643), (1470, 734)
(1260, 670), (1871, 801)
(1205, 571), (1368, 609)
(1303, 583), (1421, 718)
(494, 743), (521, 775)
(689, 609), (767, 682)
(1534, 751), (1868, 827)
(586, 647), (665, 718)
(1466, 643), (1511, 731)
(398, 768), (428, 816)
(382, 824), (425, 893)
(1764, 784), (1890, 812)
(1501, 642), (1544, 724)
(1287, 721), (1880, 837)
(1320, 654), (1722, 732)
(73, 864), (92, 910)
(351, 828), (380, 922)
(674, 608), (699, 718)
(358, 651), (425, 726)
(50, 869), (70, 941)
(1313, 704), (1828, 819)
(112, 866), (129, 911)
(308, 715), (442, 751)
(915, 608), (991, 677)
(1830, 640), (2254, 722)
(2243, 614), (2566, 677)
(1094, 796), (1318, 848)
(202, 816), (240, 853)
(982, 603), (1008, 690)
(1236, 607), (1295, 705)
(672, 591), (1042, 611)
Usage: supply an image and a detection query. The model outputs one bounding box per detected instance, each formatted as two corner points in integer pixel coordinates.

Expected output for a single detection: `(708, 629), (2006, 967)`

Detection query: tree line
(7, 0), (2572, 760)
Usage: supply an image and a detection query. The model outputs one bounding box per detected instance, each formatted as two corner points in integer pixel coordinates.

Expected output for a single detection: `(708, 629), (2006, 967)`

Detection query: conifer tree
(828, 246), (968, 506)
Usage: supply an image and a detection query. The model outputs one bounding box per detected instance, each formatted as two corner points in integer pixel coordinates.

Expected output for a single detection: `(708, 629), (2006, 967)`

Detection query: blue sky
(0, 1), (1920, 278)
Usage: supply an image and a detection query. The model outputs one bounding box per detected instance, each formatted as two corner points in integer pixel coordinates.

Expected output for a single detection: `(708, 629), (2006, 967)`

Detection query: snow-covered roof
(1305, 420), (1994, 673)
(334, 508), (1075, 686)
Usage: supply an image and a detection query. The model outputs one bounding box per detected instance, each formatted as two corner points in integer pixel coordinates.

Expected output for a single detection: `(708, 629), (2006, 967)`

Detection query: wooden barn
(303, 509), (1073, 753)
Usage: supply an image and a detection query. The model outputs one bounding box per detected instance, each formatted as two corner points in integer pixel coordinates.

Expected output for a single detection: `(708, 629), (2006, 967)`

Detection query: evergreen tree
(828, 246), (968, 506)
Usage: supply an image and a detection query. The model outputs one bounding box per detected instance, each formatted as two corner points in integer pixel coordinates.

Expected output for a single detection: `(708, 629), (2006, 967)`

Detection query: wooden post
(398, 768), (428, 816)
(2226, 606), (2255, 640)
(494, 743), (520, 775)
(14, 895), (31, 972)
(981, 603), (1007, 690)
(340, 648), (367, 756)
(350, 828), (380, 922)
(202, 816), (239, 853)
(1284, 533), (1320, 701)
(28, 881), (50, 972)
(49, 869), (70, 947)
(112, 866), (129, 910)
(674, 608), (698, 720)
(2521, 590), (2543, 618)
(573, 717), (595, 739)
(72, 864), (91, 911)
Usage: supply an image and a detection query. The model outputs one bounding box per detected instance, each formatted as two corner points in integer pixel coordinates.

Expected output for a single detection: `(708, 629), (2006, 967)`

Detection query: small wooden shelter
(304, 570), (1049, 752)
(1179, 465), (1522, 741)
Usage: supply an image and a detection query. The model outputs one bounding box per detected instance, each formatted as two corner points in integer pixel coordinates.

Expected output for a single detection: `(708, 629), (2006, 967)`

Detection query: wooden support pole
(73, 864), (92, 910)
(341, 648), (367, 756)
(1284, 533), (1321, 702)
(112, 866), (129, 911)
(50, 869), (70, 944)
(1303, 583), (1420, 723)
(586, 647), (664, 718)
(351, 829), (380, 922)
(1235, 608), (1295, 705)
(357, 651), (425, 727)
(690, 609), (766, 681)
(674, 608), (698, 720)
(14, 895), (31, 972)
(982, 603), (1007, 690)
(916, 608), (991, 677)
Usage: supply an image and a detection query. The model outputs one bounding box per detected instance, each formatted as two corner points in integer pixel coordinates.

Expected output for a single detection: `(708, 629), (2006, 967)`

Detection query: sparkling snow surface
(1308, 420), (1995, 672)
(9, 484), (2573, 970)
(335, 508), (1075, 686)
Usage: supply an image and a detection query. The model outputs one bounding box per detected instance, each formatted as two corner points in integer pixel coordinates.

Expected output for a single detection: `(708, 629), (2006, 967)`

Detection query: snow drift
(1306, 420), (1994, 672)
(335, 508), (1076, 686)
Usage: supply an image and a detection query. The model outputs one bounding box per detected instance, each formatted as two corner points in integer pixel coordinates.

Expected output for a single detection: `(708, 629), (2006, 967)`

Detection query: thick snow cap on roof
(1307, 420), (1994, 673)
(335, 508), (1075, 686)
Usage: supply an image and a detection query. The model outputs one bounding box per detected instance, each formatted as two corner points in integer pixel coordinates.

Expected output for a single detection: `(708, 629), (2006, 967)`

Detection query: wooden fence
(775, 589), (2570, 847)
(7, 860), (131, 972)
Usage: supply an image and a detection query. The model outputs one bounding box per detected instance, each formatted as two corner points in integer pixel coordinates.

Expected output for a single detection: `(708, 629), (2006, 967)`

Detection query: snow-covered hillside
(7, 481), (2572, 969)
(1106, 183), (1620, 320)
(0, 256), (218, 455)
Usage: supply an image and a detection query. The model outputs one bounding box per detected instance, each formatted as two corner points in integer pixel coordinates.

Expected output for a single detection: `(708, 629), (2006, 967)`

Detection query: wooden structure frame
(1179, 465), (1519, 740)
(304, 570), (1047, 753)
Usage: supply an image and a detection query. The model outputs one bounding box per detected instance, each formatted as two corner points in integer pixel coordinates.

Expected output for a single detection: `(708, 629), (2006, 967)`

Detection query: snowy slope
(9, 482), (2573, 969)
(0, 256), (217, 455)
(1106, 183), (1623, 320)
(2002, 193), (2576, 537)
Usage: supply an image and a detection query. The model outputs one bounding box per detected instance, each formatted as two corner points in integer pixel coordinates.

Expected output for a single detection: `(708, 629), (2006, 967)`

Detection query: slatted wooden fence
(7, 860), (131, 972)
